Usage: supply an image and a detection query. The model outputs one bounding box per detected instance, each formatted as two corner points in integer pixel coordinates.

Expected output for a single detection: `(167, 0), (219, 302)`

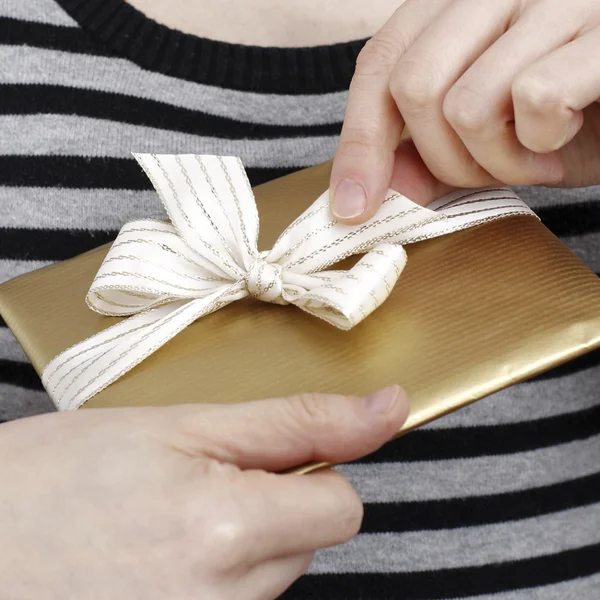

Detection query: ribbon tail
(42, 285), (246, 411)
(288, 243), (407, 330)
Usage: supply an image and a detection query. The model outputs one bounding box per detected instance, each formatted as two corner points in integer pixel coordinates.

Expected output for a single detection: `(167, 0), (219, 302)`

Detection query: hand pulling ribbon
(42, 154), (535, 411)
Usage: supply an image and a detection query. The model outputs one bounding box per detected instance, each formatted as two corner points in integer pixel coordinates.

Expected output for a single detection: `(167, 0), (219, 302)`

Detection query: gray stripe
(560, 233), (600, 273)
(423, 369), (600, 429)
(0, 259), (53, 283)
(458, 572), (600, 600)
(0, 187), (165, 230)
(0, 328), (29, 362)
(336, 436), (600, 502)
(0, 115), (339, 166)
(514, 184), (600, 208)
(0, 0), (77, 26)
(0, 46), (348, 126)
(308, 503), (600, 574)
(0, 383), (55, 420)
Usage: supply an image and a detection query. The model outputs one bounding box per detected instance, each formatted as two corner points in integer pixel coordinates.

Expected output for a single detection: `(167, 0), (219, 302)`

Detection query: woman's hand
(330, 0), (600, 222)
(0, 386), (407, 600)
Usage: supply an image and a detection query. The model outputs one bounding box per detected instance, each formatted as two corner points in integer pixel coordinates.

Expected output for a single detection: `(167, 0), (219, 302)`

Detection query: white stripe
(308, 503), (600, 574)
(0, 259), (53, 284)
(336, 436), (600, 502)
(0, 46), (348, 126)
(0, 383), (55, 420)
(457, 572), (600, 600)
(0, 327), (29, 362)
(423, 369), (600, 429)
(0, 0), (77, 27)
(0, 187), (165, 230)
(0, 115), (339, 166)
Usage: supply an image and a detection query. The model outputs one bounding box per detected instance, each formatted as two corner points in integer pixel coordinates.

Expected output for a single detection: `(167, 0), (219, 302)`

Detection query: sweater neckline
(54, 0), (366, 95)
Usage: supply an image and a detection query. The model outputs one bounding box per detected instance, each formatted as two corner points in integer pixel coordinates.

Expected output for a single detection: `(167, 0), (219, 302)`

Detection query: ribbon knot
(246, 253), (285, 303)
(41, 153), (534, 411)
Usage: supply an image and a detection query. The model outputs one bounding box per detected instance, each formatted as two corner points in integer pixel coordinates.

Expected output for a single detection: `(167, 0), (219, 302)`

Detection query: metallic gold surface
(2, 161), (600, 474)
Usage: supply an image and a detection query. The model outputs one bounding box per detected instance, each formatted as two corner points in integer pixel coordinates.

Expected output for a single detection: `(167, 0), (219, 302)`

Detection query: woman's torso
(1, 1), (599, 597)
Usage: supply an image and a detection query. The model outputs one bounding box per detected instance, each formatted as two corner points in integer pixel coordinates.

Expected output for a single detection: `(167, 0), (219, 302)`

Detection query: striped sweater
(0, 1), (599, 598)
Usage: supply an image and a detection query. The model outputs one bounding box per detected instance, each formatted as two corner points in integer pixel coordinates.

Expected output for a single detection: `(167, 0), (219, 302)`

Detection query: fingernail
(363, 385), (400, 414)
(332, 179), (367, 219)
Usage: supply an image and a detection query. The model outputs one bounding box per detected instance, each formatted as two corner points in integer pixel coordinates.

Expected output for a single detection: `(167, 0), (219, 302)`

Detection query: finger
(556, 104), (600, 188)
(512, 28), (600, 155)
(389, 138), (458, 205)
(330, 0), (452, 224)
(241, 552), (314, 600)
(390, 0), (515, 188)
(242, 468), (362, 561)
(173, 385), (409, 471)
(443, 3), (583, 184)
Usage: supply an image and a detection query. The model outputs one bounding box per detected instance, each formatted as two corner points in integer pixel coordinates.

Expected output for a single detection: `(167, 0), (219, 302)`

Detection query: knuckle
(522, 136), (562, 154)
(290, 392), (332, 428)
(428, 167), (469, 188)
(516, 121), (559, 154)
(337, 125), (380, 160)
(201, 512), (249, 571)
(512, 73), (563, 115)
(390, 60), (440, 111)
(299, 551), (316, 575)
(443, 85), (491, 135)
(427, 155), (495, 189)
(336, 481), (364, 540)
(187, 464), (251, 572)
(355, 35), (402, 76)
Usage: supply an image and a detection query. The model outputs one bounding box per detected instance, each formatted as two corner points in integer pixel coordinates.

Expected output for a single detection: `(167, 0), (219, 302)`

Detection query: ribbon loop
(41, 154), (536, 411)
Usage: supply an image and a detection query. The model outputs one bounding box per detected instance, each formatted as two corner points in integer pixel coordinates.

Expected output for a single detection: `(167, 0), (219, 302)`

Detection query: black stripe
(0, 156), (150, 190)
(0, 360), (43, 390)
(361, 472), (600, 533)
(0, 317), (6, 328)
(529, 346), (600, 382)
(281, 542), (600, 599)
(0, 84), (342, 138)
(0, 17), (113, 56)
(0, 14), (364, 95)
(0, 156), (293, 190)
(0, 228), (117, 261)
(538, 201), (600, 237)
(355, 404), (600, 463)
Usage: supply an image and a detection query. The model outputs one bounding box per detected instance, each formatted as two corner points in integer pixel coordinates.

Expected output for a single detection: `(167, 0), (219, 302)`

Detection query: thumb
(174, 385), (409, 472)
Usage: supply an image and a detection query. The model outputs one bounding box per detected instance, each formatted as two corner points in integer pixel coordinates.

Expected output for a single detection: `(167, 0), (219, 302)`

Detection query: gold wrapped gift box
(2, 161), (600, 467)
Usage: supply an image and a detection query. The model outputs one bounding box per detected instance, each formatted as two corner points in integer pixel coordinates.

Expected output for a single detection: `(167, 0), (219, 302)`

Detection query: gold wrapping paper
(2, 160), (600, 473)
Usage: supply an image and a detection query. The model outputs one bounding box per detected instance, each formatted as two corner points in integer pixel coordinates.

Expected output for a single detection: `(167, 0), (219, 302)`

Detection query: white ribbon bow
(42, 154), (534, 411)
